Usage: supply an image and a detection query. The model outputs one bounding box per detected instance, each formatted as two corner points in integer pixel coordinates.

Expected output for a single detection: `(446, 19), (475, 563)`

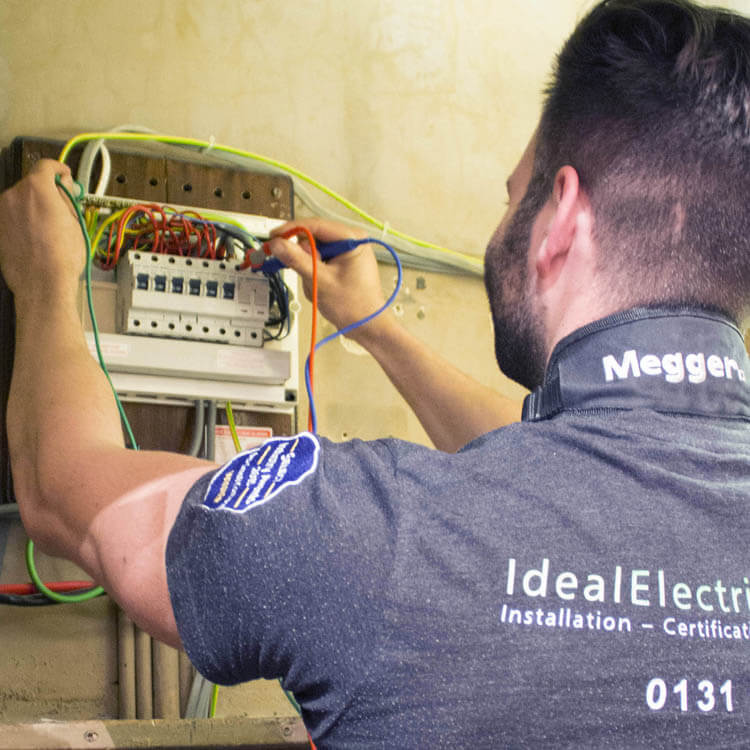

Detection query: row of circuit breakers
(118, 250), (270, 348)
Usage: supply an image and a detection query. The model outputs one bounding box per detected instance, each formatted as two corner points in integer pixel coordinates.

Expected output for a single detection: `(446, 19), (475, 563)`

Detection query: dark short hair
(527, 0), (750, 323)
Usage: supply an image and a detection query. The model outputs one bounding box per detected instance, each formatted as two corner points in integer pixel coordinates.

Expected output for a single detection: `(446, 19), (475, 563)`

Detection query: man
(1, 0), (749, 746)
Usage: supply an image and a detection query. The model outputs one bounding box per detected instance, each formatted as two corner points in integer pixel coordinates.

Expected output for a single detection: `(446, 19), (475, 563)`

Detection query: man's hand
(266, 217), (389, 344)
(0, 159), (85, 303)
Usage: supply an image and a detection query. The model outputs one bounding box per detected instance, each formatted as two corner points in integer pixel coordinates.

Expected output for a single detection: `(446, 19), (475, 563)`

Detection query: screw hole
(116, 174), (126, 184)
(214, 187), (224, 198)
(183, 183), (193, 192)
(149, 177), (159, 187)
(241, 190), (251, 200)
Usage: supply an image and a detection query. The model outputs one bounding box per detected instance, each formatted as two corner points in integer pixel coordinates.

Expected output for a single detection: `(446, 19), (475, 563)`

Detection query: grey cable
(186, 401), (205, 458)
(205, 401), (217, 462)
(0, 503), (20, 518)
(183, 400), (218, 719)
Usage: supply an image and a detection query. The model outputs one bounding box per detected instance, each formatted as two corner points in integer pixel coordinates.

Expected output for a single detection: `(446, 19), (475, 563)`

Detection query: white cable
(184, 673), (214, 719)
(76, 124), (157, 196)
(93, 145), (111, 197)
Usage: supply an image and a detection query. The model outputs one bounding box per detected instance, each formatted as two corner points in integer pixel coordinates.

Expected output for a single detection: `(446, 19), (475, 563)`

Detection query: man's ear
(534, 165), (583, 279)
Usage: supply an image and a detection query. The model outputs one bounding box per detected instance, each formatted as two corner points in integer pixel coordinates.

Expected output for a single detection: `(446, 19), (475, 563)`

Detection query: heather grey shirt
(167, 308), (750, 748)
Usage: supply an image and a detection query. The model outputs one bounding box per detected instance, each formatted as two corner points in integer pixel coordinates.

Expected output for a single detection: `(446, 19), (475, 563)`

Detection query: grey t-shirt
(167, 308), (750, 748)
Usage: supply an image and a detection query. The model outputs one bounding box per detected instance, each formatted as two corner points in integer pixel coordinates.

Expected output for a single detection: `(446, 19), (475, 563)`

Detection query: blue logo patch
(203, 433), (320, 513)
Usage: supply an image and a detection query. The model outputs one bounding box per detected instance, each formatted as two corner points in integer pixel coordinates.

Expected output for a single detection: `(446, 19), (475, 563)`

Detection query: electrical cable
(271, 227), (319, 432)
(0, 581), (94, 595)
(0, 503), (19, 518)
(25, 541), (104, 604)
(209, 683), (220, 719)
(76, 124), (157, 196)
(182, 402), (218, 721)
(0, 592), (68, 607)
(224, 402), (242, 453)
(303, 237), (403, 434)
(0, 581), (101, 607)
(187, 401), (206, 458)
(58, 131), (482, 276)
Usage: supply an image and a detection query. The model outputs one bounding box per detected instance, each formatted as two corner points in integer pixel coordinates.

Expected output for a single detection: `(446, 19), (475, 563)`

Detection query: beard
(484, 192), (548, 391)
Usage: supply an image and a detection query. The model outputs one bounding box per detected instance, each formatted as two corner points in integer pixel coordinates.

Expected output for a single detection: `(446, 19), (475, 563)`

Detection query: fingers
(266, 217), (368, 280)
(265, 235), (314, 279)
(0, 160), (85, 299)
(28, 158), (73, 187)
(21, 159), (77, 210)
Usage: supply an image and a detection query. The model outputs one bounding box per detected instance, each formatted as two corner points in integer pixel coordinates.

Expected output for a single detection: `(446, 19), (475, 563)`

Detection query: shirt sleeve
(165, 433), (401, 695)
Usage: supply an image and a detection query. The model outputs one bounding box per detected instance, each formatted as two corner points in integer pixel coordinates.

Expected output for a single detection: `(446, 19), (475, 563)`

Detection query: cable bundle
(91, 204), (229, 270)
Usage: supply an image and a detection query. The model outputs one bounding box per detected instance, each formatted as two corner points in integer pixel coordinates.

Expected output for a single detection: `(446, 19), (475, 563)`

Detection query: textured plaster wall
(1, 0), (748, 727)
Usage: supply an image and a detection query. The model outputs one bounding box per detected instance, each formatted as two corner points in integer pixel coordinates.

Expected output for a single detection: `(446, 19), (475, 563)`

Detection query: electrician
(1, 0), (749, 746)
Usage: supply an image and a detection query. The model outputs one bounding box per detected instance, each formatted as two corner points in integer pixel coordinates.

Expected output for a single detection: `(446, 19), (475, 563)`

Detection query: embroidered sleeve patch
(203, 433), (320, 513)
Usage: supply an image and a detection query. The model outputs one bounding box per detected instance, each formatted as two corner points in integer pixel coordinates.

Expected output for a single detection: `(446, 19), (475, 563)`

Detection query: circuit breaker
(117, 251), (269, 348)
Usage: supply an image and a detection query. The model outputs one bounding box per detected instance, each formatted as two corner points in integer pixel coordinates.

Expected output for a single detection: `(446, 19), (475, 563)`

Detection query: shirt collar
(522, 307), (750, 422)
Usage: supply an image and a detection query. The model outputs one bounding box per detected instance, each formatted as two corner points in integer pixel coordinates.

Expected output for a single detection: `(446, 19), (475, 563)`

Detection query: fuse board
(117, 251), (269, 347)
(0, 136), (300, 506)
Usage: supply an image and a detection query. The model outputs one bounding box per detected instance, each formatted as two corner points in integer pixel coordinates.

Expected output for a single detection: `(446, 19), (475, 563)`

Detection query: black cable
(0, 588), (102, 606)
(264, 270), (291, 341)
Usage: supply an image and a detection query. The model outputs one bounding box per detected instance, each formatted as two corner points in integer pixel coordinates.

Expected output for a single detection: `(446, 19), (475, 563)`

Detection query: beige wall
(0, 0), (584, 254)
(1, 0), (749, 728)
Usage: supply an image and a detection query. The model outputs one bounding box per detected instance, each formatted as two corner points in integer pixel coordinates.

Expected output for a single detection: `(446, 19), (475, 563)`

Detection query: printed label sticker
(203, 433), (320, 513)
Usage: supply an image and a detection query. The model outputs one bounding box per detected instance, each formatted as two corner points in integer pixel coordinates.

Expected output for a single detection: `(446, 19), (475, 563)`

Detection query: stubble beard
(484, 196), (548, 391)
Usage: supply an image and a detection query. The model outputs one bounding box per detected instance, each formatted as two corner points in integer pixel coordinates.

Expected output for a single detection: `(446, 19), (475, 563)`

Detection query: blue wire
(305, 238), (403, 434)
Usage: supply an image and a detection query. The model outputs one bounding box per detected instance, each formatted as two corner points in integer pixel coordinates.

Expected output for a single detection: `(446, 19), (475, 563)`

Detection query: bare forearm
(355, 315), (522, 452)
(10, 294), (215, 559)
(8, 294), (126, 541)
(0, 161), (214, 643)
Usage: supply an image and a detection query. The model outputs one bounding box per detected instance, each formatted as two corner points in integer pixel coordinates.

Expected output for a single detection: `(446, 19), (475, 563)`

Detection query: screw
(282, 724), (293, 737)
(83, 730), (99, 743)
(272, 186), (283, 199)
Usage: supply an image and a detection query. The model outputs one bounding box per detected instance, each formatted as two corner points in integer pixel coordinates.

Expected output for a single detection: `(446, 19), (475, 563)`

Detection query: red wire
(97, 204), (231, 269)
(272, 227), (318, 432)
(0, 581), (94, 595)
